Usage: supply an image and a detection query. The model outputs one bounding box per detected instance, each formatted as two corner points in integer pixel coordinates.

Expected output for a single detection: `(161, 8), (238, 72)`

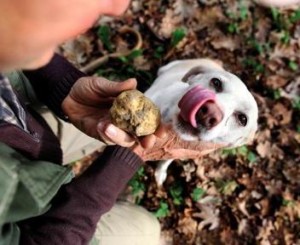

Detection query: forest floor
(66, 1), (300, 244)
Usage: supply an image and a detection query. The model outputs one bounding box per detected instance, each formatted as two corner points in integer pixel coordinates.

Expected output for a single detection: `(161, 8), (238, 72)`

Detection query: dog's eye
(210, 78), (223, 92)
(236, 112), (247, 126)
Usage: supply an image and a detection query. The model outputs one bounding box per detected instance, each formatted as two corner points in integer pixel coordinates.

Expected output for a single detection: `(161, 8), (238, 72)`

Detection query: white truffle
(110, 90), (161, 136)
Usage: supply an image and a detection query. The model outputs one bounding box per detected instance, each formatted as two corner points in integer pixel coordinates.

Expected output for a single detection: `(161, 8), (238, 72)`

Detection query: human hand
(131, 125), (226, 161)
(62, 76), (165, 147)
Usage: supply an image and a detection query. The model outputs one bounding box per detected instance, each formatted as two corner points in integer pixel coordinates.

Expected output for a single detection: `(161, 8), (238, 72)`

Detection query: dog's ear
(182, 60), (224, 83)
(182, 66), (207, 83)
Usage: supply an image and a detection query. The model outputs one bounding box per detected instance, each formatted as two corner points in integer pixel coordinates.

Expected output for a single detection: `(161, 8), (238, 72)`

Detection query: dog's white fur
(145, 59), (258, 184)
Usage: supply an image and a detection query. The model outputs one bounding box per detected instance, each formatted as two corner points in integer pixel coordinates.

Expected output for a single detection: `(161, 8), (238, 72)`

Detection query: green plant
(169, 182), (184, 205)
(170, 28), (186, 47)
(191, 187), (205, 202)
(270, 7), (294, 44)
(118, 49), (143, 63)
(282, 199), (296, 207)
(226, 1), (249, 34)
(243, 58), (264, 73)
(281, 30), (291, 44)
(273, 89), (281, 100)
(227, 23), (239, 34)
(237, 145), (249, 156)
(222, 146), (258, 164)
(128, 167), (145, 203)
(289, 9), (300, 23)
(271, 8), (280, 25)
(292, 98), (300, 110)
(222, 145), (247, 156)
(247, 38), (270, 55)
(239, 4), (248, 21)
(216, 180), (239, 195)
(247, 151), (257, 163)
(288, 60), (298, 71)
(96, 48), (154, 86)
(154, 46), (165, 59)
(154, 201), (170, 218)
(97, 25), (113, 52)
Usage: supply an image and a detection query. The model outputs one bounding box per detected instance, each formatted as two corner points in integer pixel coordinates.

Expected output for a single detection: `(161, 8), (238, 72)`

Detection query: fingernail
(105, 124), (117, 137)
(97, 122), (104, 131)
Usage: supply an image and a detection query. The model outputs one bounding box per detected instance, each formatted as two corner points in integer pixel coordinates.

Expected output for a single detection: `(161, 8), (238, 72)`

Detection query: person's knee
(95, 202), (161, 245)
(115, 201), (160, 236)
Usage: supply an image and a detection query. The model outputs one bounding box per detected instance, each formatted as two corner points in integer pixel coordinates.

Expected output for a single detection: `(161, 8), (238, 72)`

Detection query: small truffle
(110, 90), (161, 136)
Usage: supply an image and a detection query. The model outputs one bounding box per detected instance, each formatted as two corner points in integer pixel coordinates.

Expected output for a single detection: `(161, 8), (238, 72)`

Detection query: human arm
(0, 143), (73, 245)
(24, 54), (163, 147)
(14, 146), (142, 245)
(23, 53), (85, 120)
(131, 125), (225, 161)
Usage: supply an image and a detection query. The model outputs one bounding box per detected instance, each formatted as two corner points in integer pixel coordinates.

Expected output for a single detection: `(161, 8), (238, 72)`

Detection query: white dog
(145, 59), (258, 185)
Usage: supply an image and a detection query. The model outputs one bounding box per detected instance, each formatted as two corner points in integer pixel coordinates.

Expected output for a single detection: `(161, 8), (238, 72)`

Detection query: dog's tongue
(178, 85), (216, 128)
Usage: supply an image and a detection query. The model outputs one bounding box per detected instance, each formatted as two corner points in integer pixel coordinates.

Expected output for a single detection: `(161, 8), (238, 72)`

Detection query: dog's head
(174, 65), (258, 147)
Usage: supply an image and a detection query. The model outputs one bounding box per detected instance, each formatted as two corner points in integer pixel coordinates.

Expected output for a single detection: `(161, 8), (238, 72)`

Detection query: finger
(97, 122), (136, 147)
(94, 77), (137, 96)
(140, 134), (156, 149)
(96, 126), (116, 145)
(154, 123), (168, 139)
(180, 140), (225, 152)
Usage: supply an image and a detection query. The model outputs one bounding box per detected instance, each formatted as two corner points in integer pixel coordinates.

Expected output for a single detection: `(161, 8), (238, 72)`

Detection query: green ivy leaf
(288, 60), (298, 71)
(247, 151), (257, 163)
(169, 182), (184, 206)
(171, 28), (186, 47)
(290, 9), (300, 23)
(154, 201), (169, 218)
(191, 187), (205, 202)
(97, 25), (112, 52)
(237, 146), (249, 156)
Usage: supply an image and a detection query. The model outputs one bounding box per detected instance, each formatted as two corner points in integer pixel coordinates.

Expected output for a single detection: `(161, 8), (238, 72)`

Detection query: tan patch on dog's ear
(182, 66), (206, 83)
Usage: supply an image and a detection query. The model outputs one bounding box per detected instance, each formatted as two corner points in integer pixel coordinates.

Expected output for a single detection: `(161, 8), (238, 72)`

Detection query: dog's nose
(196, 101), (223, 129)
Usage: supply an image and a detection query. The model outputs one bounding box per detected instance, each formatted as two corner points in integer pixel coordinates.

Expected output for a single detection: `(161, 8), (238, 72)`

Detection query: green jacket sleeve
(0, 143), (73, 245)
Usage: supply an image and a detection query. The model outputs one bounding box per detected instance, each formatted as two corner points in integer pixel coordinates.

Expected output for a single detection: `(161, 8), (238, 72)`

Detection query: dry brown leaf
(256, 220), (274, 245)
(280, 77), (300, 101)
(237, 219), (249, 235)
(177, 214), (198, 243)
(256, 141), (272, 158)
(173, 0), (198, 20)
(211, 36), (240, 51)
(272, 102), (292, 125)
(259, 198), (270, 216)
(182, 161), (196, 182)
(195, 6), (225, 29)
(133, 55), (151, 70)
(60, 34), (94, 67)
(255, 17), (272, 42)
(238, 201), (251, 218)
(194, 196), (220, 230)
(265, 75), (289, 89)
(159, 9), (182, 39)
(270, 41), (300, 60)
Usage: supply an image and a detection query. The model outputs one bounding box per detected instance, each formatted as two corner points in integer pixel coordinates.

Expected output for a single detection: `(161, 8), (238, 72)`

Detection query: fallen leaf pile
(66, 0), (300, 244)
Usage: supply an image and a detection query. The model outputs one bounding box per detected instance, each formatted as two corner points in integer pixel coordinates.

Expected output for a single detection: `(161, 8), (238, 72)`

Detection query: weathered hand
(62, 76), (165, 147)
(132, 125), (226, 161)
(62, 76), (135, 146)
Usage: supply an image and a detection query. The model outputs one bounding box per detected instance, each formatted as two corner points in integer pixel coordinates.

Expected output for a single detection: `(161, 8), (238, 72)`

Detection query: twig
(80, 26), (143, 74)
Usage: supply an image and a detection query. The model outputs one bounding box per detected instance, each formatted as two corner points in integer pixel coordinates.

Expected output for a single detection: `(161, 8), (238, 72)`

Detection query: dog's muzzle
(178, 85), (223, 129)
